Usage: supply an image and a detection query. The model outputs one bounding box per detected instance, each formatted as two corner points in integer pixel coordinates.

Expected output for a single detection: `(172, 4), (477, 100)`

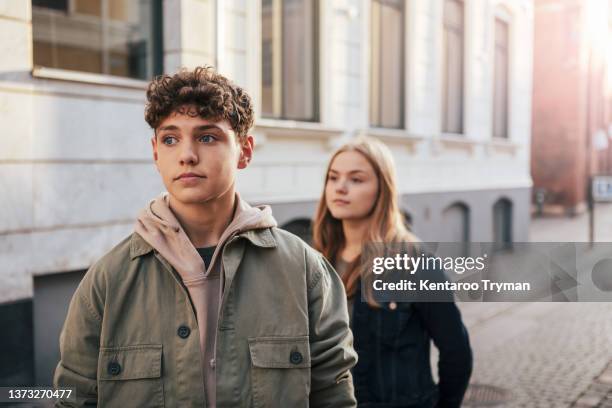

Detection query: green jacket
(53, 227), (357, 407)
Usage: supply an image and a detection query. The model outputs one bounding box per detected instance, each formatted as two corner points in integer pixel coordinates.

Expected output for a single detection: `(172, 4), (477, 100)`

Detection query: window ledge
(486, 137), (520, 155)
(439, 133), (471, 143)
(254, 119), (345, 147)
(433, 135), (521, 156)
(363, 128), (425, 152)
(434, 133), (477, 154)
(32, 66), (149, 90)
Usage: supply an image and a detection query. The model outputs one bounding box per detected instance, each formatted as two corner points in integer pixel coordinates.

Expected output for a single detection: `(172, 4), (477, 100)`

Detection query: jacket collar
(130, 227), (277, 260)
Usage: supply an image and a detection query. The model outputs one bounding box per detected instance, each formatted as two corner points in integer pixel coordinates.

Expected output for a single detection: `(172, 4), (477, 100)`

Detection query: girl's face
(325, 150), (379, 221)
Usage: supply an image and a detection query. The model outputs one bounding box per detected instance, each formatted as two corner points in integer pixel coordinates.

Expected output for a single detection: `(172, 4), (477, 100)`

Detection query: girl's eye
(162, 136), (178, 145)
(351, 178), (363, 183)
(328, 175), (338, 182)
(198, 135), (216, 143)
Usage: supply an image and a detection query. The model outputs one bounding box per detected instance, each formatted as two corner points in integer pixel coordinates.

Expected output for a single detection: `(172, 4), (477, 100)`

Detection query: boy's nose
(179, 145), (198, 165)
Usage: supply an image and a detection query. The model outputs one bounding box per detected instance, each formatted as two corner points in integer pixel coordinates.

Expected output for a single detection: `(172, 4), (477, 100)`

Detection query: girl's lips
(333, 199), (350, 205)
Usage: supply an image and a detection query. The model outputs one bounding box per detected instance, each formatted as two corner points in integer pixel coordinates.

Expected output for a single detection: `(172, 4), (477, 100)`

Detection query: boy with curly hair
(54, 67), (357, 407)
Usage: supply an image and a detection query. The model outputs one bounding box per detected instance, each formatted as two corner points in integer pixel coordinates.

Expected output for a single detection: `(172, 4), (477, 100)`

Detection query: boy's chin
(168, 189), (218, 205)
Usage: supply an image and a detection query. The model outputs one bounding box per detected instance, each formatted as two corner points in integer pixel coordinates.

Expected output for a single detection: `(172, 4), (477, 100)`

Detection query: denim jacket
(350, 275), (472, 408)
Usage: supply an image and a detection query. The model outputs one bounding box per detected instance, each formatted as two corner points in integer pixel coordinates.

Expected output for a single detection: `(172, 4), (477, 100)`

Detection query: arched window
(442, 202), (470, 256)
(493, 198), (513, 250)
(442, 202), (470, 242)
(280, 218), (313, 244)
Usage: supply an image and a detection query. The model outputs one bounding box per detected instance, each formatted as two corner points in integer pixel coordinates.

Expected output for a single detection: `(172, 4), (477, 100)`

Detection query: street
(454, 204), (612, 407)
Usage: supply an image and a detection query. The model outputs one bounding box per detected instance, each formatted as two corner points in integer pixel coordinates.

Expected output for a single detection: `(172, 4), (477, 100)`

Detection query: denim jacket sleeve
(414, 265), (473, 408)
(306, 251), (358, 408)
(53, 263), (105, 407)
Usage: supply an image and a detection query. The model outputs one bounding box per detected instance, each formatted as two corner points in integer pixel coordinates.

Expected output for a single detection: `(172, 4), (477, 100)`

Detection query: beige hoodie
(134, 192), (277, 408)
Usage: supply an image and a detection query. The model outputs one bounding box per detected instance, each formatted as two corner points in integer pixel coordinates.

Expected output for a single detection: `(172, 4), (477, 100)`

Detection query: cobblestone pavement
(442, 204), (612, 407)
(458, 302), (612, 407)
(571, 361), (612, 408)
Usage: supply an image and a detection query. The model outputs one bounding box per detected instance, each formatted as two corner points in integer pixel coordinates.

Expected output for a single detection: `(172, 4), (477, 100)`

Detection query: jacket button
(177, 325), (191, 339)
(107, 361), (122, 376)
(289, 351), (303, 365)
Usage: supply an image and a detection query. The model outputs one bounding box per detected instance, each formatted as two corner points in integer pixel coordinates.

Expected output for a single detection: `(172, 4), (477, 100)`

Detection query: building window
(370, 0), (405, 129)
(493, 17), (509, 139)
(493, 198), (512, 250)
(442, 0), (464, 134)
(32, 0), (164, 80)
(261, 0), (319, 121)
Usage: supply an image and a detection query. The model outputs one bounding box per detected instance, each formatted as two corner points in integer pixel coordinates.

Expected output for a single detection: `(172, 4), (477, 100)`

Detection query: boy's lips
(175, 172), (206, 180)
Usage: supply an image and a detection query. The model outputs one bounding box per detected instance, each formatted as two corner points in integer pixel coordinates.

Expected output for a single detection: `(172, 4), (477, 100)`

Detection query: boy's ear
(151, 135), (159, 170)
(237, 135), (255, 169)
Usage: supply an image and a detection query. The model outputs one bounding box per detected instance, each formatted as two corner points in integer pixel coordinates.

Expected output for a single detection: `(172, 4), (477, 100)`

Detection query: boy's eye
(162, 136), (178, 145)
(198, 134), (216, 143)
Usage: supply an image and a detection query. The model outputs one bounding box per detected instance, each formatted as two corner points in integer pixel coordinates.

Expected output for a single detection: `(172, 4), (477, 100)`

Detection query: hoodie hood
(134, 192), (277, 280)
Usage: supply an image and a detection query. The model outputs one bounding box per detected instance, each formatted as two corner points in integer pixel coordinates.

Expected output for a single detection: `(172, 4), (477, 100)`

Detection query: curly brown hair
(144, 66), (254, 142)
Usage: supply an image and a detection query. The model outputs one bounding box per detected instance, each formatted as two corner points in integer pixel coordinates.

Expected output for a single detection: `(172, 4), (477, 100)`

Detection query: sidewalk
(452, 204), (612, 407)
(571, 361), (612, 408)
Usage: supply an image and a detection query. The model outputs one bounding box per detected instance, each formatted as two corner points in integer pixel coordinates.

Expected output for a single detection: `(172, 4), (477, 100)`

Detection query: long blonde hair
(313, 137), (418, 305)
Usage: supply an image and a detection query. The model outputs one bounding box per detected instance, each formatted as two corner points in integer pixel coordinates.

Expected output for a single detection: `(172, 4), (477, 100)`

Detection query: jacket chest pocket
(371, 304), (418, 349)
(248, 336), (311, 408)
(97, 344), (164, 408)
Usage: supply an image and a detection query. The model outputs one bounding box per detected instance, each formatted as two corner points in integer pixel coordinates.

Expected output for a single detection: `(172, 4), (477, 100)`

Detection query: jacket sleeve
(53, 264), (105, 407)
(306, 251), (358, 408)
(414, 266), (472, 408)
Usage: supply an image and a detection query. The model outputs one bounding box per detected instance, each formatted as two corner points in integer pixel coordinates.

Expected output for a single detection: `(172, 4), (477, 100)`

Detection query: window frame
(260, 0), (320, 122)
(441, 0), (466, 136)
(492, 6), (512, 141)
(369, 0), (406, 130)
(31, 0), (164, 85)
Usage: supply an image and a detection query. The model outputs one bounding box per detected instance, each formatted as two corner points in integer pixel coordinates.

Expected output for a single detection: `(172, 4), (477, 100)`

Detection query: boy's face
(151, 105), (253, 205)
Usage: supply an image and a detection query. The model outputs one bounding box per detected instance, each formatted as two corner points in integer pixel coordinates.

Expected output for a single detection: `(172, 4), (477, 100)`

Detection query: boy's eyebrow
(157, 125), (179, 132)
(194, 124), (226, 133)
(156, 124), (226, 133)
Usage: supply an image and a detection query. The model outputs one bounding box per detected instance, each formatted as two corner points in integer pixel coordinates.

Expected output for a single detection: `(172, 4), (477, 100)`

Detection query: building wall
(531, 0), (612, 214)
(0, 0), (534, 385)
(226, 0), (533, 240)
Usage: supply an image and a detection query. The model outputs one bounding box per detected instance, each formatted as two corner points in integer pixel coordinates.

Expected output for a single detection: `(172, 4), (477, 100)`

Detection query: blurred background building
(0, 0), (534, 386)
(531, 0), (612, 216)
